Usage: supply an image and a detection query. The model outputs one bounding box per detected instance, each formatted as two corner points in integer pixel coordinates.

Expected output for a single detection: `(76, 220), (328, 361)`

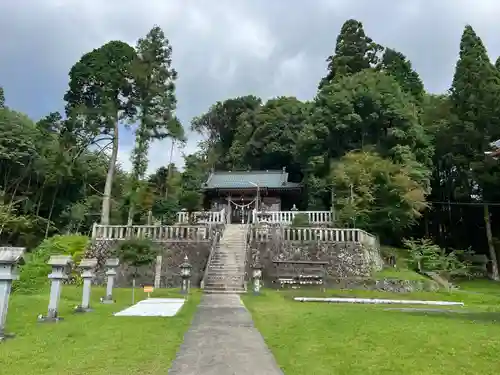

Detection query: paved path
(168, 294), (284, 375)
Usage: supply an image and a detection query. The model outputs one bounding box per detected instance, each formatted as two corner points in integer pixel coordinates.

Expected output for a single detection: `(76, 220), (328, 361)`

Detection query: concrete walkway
(168, 294), (284, 375)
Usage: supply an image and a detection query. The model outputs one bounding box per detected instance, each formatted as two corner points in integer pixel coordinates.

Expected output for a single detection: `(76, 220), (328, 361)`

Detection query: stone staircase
(203, 224), (248, 294)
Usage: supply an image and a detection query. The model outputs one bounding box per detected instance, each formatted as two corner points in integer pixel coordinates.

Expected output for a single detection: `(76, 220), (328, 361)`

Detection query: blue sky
(2, 0), (500, 173)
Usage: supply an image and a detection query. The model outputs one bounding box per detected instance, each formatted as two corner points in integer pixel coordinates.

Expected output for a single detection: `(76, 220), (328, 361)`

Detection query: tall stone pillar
(0, 247), (25, 341)
(38, 255), (72, 322)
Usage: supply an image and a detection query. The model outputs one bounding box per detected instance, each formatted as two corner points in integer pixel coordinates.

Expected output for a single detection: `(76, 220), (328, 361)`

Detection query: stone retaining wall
(251, 238), (384, 281)
(86, 240), (211, 288)
(326, 277), (440, 293)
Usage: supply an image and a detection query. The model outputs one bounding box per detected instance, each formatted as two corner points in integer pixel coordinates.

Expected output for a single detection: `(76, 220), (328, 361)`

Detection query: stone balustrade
(252, 226), (377, 246)
(253, 210), (333, 225)
(176, 208), (226, 224)
(92, 224), (211, 242)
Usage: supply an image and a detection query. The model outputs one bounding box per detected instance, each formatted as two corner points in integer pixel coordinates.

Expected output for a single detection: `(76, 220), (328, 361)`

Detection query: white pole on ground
(294, 297), (464, 306)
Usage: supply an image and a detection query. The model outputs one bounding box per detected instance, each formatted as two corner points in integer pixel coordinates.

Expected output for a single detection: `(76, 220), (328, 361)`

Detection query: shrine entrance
(228, 197), (257, 224)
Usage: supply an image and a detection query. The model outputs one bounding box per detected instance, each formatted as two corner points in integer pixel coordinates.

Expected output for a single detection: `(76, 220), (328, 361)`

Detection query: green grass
(373, 267), (427, 281)
(243, 282), (500, 375)
(0, 287), (200, 375)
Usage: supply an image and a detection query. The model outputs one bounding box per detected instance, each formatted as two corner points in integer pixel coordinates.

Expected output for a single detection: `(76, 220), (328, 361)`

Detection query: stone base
(100, 296), (115, 304)
(74, 305), (93, 313)
(37, 315), (64, 323)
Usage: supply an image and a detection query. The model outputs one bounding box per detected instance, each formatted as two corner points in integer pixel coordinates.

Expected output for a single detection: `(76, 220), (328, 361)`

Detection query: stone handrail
(253, 210), (333, 225)
(252, 226), (377, 246)
(177, 208), (226, 224)
(201, 228), (222, 289)
(92, 224), (211, 242)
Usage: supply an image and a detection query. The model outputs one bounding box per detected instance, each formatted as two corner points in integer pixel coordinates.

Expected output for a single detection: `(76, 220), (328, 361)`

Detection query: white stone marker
(74, 258), (98, 313)
(0, 247), (25, 341)
(38, 255), (72, 322)
(101, 258), (119, 304)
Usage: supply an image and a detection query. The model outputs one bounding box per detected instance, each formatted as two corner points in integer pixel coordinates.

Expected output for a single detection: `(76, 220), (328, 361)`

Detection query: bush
(291, 213), (310, 227)
(13, 234), (89, 294)
(403, 238), (472, 278)
(112, 238), (158, 277)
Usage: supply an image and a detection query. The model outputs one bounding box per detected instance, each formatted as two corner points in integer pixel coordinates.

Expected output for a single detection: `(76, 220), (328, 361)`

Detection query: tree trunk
(127, 186), (139, 226)
(484, 204), (499, 280)
(45, 183), (59, 238)
(101, 119), (119, 225)
(165, 140), (175, 199)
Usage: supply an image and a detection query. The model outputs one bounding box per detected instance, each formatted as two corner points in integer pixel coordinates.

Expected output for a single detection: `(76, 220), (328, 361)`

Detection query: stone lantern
(101, 258), (120, 304)
(0, 247), (25, 341)
(74, 258), (98, 313)
(38, 255), (72, 322)
(252, 262), (263, 295)
(180, 255), (192, 295)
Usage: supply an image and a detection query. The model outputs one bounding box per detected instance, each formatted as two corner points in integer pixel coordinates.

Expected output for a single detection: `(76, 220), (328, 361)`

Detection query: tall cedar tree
(450, 25), (500, 279)
(379, 48), (424, 101)
(127, 26), (184, 224)
(319, 19), (381, 89)
(64, 41), (137, 225)
(0, 87), (4, 108)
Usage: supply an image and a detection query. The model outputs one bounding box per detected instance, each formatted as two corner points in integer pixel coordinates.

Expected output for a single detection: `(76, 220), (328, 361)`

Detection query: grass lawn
(0, 286), (200, 375)
(243, 281), (500, 375)
(373, 267), (427, 281)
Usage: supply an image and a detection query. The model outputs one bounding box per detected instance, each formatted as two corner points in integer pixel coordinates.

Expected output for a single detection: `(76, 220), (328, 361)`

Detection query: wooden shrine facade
(202, 169), (302, 224)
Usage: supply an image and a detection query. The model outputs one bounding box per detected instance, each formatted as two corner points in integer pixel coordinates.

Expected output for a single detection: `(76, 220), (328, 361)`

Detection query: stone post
(180, 256), (192, 295)
(252, 262), (263, 295)
(154, 255), (162, 289)
(38, 255), (72, 322)
(0, 247), (25, 341)
(75, 258), (97, 313)
(101, 258), (119, 304)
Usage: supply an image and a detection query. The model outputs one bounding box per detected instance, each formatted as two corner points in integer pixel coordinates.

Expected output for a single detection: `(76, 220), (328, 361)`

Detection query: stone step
(213, 252), (245, 257)
(206, 274), (244, 279)
(207, 266), (245, 271)
(207, 275), (244, 281)
(209, 263), (245, 268)
(210, 257), (245, 262)
(211, 257), (245, 262)
(206, 272), (244, 277)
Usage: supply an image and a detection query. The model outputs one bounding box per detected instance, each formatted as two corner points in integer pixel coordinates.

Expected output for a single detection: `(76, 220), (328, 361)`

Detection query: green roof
(203, 170), (300, 190)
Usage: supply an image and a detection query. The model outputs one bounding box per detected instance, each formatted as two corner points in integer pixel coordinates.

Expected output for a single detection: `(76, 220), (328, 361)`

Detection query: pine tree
(127, 25), (185, 224)
(450, 25), (500, 128)
(319, 19), (381, 89)
(379, 48), (424, 101)
(449, 25), (500, 280)
(495, 56), (500, 71)
(0, 86), (5, 108)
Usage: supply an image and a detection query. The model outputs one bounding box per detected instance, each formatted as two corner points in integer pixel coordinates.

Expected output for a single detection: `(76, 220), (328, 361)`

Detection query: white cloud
(5, 0), (500, 175)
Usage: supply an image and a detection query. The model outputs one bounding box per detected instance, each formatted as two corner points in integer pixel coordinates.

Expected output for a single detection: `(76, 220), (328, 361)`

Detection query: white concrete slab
(114, 298), (186, 317)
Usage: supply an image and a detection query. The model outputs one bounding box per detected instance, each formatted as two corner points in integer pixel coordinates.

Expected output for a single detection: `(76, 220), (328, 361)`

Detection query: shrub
(403, 238), (472, 278)
(112, 238), (158, 277)
(291, 213), (310, 227)
(13, 234), (89, 294)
